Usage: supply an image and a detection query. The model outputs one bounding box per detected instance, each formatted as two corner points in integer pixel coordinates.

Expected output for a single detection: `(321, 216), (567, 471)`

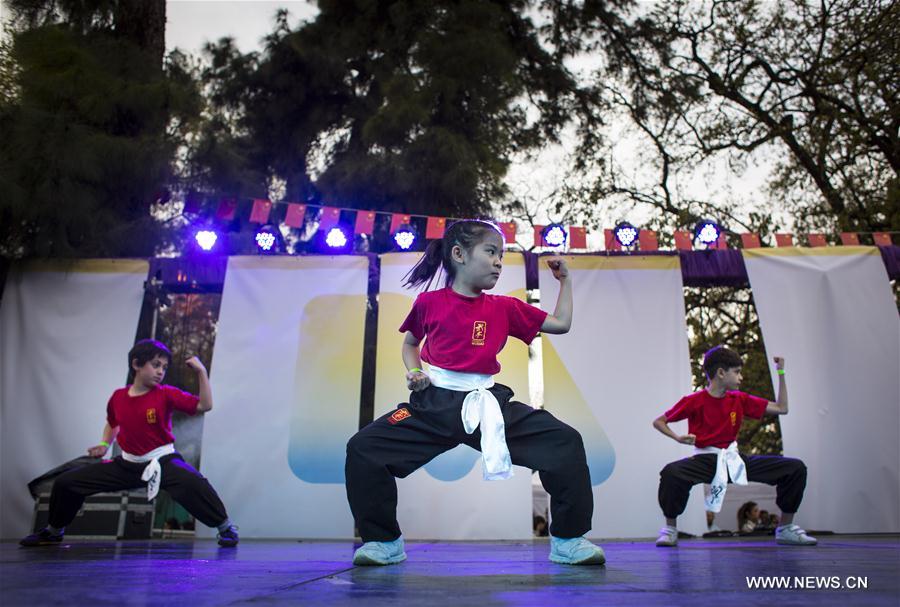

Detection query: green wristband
(98, 440), (110, 447)
(776, 369), (785, 376)
(408, 367), (424, 374)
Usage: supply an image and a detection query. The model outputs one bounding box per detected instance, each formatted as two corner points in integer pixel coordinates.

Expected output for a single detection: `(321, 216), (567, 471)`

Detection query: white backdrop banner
(373, 252), (533, 539)
(199, 256), (368, 539)
(0, 259), (148, 538)
(540, 255), (707, 538)
(744, 246), (900, 533)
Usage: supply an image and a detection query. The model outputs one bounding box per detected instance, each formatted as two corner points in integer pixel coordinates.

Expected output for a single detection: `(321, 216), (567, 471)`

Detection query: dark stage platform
(1, 535), (898, 606)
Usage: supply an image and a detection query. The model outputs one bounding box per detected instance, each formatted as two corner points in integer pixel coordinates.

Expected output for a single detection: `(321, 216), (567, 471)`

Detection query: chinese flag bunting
(534, 225), (547, 247)
(638, 230), (658, 251)
(604, 229), (621, 251)
(839, 232), (860, 246)
(354, 210), (376, 235)
(673, 231), (693, 250)
(569, 226), (587, 249)
(873, 232), (893, 246)
(740, 233), (761, 249)
(390, 213), (412, 234)
(319, 206), (341, 231)
(807, 233), (827, 247)
(249, 199), (272, 224)
(285, 203), (306, 228)
(216, 197), (237, 221)
(775, 233), (794, 247)
(500, 221), (517, 244)
(426, 217), (447, 239)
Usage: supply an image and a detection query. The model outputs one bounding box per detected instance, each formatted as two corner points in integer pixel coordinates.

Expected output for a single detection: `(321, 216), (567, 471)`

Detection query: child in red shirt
(20, 339), (238, 547)
(345, 219), (604, 566)
(651, 346), (816, 547)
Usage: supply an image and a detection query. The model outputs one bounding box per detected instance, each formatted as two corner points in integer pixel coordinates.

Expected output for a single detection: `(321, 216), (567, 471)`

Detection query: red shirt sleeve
(106, 394), (117, 427)
(740, 392), (769, 419)
(164, 385), (200, 415)
(664, 394), (696, 423)
(505, 297), (548, 345)
(398, 293), (427, 339)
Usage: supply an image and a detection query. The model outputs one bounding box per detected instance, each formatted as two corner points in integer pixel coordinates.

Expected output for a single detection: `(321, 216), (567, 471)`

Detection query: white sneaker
(655, 526), (678, 547)
(549, 536), (606, 565)
(352, 536), (408, 565)
(707, 524), (722, 532)
(776, 524), (817, 545)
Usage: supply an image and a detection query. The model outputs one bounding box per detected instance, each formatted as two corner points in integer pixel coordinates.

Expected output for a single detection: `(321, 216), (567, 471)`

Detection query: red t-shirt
(664, 390), (769, 449)
(106, 384), (200, 456)
(399, 287), (548, 375)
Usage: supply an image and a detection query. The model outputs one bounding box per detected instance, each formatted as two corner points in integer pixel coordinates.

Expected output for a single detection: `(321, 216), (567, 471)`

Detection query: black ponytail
(403, 238), (445, 290)
(402, 219), (503, 290)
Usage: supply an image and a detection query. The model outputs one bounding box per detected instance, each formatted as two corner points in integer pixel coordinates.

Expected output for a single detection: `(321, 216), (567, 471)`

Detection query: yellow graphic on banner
(541, 337), (616, 486)
(288, 294), (367, 484)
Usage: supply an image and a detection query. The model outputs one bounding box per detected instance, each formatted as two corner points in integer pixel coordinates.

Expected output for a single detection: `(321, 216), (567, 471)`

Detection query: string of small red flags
(188, 193), (896, 250)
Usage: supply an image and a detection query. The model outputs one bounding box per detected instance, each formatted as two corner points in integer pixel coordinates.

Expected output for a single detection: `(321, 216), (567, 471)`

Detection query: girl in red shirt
(345, 219), (604, 566)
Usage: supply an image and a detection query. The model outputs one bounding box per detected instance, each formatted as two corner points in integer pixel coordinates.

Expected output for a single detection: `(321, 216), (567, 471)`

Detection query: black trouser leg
(345, 390), (459, 542)
(744, 455), (808, 514)
(48, 460), (144, 529)
(500, 402), (593, 538)
(657, 455), (717, 519)
(159, 454), (229, 528)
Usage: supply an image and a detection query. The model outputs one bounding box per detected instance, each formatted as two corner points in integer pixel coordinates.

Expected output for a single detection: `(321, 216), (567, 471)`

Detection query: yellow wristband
(776, 369), (785, 376)
(409, 367), (424, 374)
(99, 440), (110, 448)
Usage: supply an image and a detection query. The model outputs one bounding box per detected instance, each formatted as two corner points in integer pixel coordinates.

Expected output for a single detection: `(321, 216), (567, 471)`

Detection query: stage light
(695, 220), (721, 246)
(195, 230), (218, 252)
(394, 224), (417, 250)
(614, 222), (639, 247)
(542, 224), (567, 247)
(326, 226), (348, 249)
(255, 226), (278, 253)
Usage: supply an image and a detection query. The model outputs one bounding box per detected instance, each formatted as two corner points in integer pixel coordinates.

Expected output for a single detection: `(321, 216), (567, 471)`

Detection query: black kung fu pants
(658, 452), (808, 519)
(47, 453), (229, 529)
(345, 383), (593, 542)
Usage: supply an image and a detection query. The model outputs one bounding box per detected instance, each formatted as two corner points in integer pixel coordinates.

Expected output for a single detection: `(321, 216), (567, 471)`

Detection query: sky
(0, 0), (777, 246)
(164, 1), (777, 245)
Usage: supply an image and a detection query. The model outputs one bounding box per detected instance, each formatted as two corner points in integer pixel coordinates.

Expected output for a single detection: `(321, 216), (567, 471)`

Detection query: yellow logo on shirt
(730, 410), (737, 426)
(146, 408), (158, 424)
(472, 321), (487, 346)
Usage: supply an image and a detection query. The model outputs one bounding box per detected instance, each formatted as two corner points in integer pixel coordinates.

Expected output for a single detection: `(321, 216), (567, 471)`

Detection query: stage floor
(1, 535), (898, 606)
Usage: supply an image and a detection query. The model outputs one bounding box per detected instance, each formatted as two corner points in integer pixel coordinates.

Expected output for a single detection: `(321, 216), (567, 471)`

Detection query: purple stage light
(255, 230), (276, 252)
(695, 220), (721, 246)
(542, 224), (567, 248)
(195, 230), (218, 251)
(614, 222), (639, 247)
(394, 224), (417, 250)
(326, 227), (348, 249)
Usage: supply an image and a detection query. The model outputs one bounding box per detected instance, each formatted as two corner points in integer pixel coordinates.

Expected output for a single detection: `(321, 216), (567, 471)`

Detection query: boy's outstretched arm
(765, 356), (788, 415)
(652, 415), (696, 445)
(187, 356), (214, 413)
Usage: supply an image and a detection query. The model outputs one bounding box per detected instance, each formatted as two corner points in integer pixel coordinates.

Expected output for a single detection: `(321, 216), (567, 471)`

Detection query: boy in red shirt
(652, 346), (816, 547)
(20, 339), (238, 547)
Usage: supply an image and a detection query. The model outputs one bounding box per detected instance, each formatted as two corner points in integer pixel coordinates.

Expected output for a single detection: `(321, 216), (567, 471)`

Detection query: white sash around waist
(694, 441), (746, 513)
(121, 443), (175, 500)
(427, 366), (513, 481)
